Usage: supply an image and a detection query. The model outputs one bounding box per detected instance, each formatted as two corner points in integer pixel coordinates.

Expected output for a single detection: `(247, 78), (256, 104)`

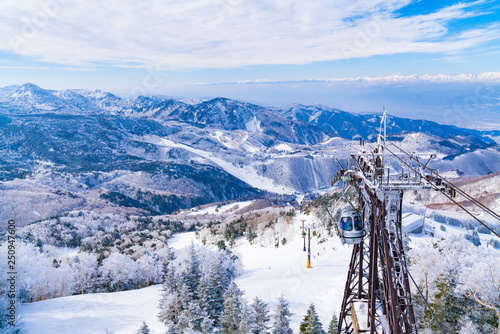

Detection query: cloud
(194, 72), (500, 86)
(0, 0), (498, 69)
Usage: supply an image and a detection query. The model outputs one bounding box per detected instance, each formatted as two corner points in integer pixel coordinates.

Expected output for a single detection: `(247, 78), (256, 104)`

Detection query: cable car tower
(333, 109), (456, 334)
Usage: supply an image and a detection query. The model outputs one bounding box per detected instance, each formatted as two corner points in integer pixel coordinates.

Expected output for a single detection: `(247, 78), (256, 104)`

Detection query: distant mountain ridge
(0, 83), (494, 145)
(0, 83), (499, 227)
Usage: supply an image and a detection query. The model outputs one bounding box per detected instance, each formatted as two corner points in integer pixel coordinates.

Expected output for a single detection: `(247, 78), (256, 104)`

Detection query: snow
(143, 135), (296, 194)
(187, 200), (255, 216)
(274, 143), (294, 152)
(233, 213), (351, 331)
(19, 213), (351, 333)
(245, 116), (262, 132)
(20, 286), (164, 333)
(17, 210), (498, 333)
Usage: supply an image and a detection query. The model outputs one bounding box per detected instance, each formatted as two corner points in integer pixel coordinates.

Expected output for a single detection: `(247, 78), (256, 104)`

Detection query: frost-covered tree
(271, 295), (293, 334)
(409, 240), (441, 301)
(15, 241), (73, 301)
(198, 275), (223, 325)
(299, 303), (325, 334)
(220, 282), (245, 334)
(198, 254), (234, 325)
(458, 316), (479, 334)
(164, 321), (179, 334)
(239, 301), (257, 334)
(181, 243), (201, 301)
(100, 252), (137, 291)
(178, 301), (209, 333)
(72, 252), (98, 294)
(200, 316), (215, 334)
(161, 250), (177, 294)
(457, 251), (500, 334)
(158, 289), (183, 325)
(327, 313), (338, 334)
(136, 253), (162, 287)
(158, 248), (181, 325)
(136, 321), (151, 334)
(251, 296), (270, 334)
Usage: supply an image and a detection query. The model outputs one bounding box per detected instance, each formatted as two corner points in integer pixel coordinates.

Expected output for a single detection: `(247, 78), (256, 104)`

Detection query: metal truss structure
(335, 121), (452, 334)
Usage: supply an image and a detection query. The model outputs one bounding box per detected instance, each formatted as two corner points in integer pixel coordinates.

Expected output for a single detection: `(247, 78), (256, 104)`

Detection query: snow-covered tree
(220, 282), (245, 334)
(181, 243), (201, 301)
(251, 296), (270, 334)
(458, 316), (479, 334)
(327, 313), (338, 334)
(136, 252), (163, 287)
(136, 321), (151, 334)
(299, 303), (325, 334)
(158, 289), (183, 325)
(178, 301), (209, 333)
(198, 275), (223, 325)
(198, 254), (234, 326)
(200, 316), (215, 334)
(72, 252), (98, 294)
(409, 240), (441, 301)
(239, 301), (257, 334)
(271, 295), (293, 334)
(164, 321), (179, 334)
(457, 250), (500, 334)
(161, 250), (177, 294)
(100, 252), (138, 291)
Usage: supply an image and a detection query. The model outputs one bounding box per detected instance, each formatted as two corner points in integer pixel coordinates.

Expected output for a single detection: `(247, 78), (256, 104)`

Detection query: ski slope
(19, 213), (352, 333)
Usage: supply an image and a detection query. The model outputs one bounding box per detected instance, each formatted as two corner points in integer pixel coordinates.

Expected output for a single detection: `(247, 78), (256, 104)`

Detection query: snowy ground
(19, 211), (495, 333)
(19, 213), (352, 333)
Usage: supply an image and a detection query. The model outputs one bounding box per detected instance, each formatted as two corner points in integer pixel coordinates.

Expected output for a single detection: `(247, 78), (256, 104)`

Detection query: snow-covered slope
(19, 213), (351, 333)
(16, 209), (499, 333)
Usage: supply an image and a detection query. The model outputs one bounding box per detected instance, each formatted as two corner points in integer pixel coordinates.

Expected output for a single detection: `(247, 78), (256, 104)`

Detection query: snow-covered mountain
(0, 83), (498, 227)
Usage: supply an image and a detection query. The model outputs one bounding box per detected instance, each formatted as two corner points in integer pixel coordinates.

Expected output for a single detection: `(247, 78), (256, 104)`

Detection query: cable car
(338, 208), (364, 244)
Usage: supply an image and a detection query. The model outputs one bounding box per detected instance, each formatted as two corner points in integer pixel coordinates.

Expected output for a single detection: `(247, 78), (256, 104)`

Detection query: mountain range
(0, 83), (498, 226)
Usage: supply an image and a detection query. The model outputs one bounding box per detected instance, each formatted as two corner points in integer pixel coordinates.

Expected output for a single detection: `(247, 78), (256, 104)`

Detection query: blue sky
(0, 0), (499, 120)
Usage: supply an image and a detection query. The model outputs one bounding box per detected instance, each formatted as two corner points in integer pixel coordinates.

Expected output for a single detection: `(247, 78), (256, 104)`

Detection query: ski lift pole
(307, 228), (312, 268)
(302, 220), (306, 251)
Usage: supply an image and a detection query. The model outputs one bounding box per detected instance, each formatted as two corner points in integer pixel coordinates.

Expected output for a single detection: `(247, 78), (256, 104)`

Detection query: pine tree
(198, 255), (233, 326)
(178, 301), (208, 333)
(327, 313), (338, 334)
(299, 303), (325, 334)
(158, 289), (183, 325)
(427, 271), (461, 333)
(198, 275), (223, 325)
(271, 295), (293, 334)
(240, 301), (257, 334)
(220, 282), (245, 334)
(181, 243), (201, 301)
(252, 296), (271, 334)
(200, 315), (215, 334)
(136, 321), (151, 334)
(164, 321), (179, 334)
(158, 249), (183, 325)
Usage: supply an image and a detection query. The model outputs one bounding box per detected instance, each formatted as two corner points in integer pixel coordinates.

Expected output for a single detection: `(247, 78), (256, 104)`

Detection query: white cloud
(0, 0), (498, 69)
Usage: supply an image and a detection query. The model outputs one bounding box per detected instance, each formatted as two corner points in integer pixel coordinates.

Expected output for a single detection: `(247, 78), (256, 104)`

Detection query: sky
(0, 0), (499, 124)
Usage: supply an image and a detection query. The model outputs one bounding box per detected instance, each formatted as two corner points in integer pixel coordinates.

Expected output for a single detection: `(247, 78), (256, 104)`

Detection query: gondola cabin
(338, 208), (364, 244)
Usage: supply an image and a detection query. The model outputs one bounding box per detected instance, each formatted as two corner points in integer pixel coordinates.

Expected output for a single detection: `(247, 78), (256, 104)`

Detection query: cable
(383, 145), (500, 240)
(407, 269), (447, 334)
(388, 141), (500, 222)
